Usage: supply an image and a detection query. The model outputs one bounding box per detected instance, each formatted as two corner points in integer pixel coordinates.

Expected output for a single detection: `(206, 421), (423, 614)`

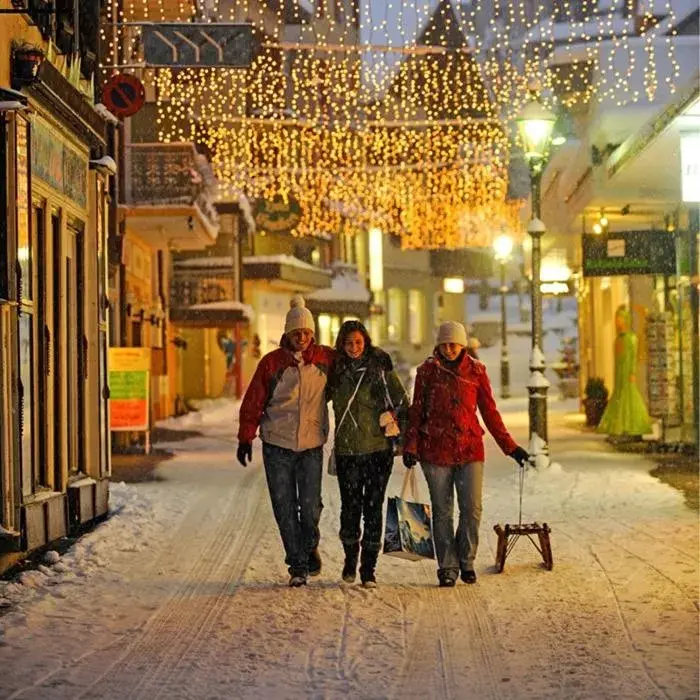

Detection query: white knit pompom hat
(285, 295), (315, 334)
(436, 321), (467, 347)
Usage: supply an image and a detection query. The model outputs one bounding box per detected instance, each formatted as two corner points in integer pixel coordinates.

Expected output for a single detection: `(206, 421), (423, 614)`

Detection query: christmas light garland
(100, 0), (679, 249)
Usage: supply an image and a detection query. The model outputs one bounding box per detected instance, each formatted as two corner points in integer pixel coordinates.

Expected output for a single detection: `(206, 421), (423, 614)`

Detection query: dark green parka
(328, 347), (409, 457)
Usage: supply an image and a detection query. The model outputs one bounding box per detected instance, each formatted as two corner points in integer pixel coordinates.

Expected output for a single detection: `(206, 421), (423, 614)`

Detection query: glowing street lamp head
(516, 97), (557, 163)
(493, 233), (514, 262)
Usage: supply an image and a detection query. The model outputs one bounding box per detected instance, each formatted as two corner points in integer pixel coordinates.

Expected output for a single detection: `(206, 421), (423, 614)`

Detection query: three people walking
(238, 299), (527, 589)
(403, 321), (529, 587)
(326, 321), (408, 587)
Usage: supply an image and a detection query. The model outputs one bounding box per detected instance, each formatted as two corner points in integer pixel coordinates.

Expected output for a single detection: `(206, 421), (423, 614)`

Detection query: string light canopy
(101, 0), (679, 249)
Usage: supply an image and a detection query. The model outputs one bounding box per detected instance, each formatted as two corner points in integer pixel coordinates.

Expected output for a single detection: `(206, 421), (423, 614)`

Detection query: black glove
(237, 442), (252, 466)
(510, 446), (530, 467)
(403, 452), (418, 469)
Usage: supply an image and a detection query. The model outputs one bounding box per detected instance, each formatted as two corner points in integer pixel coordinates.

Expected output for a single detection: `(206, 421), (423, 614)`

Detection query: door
(66, 223), (86, 476)
(53, 216), (86, 483)
(33, 203), (52, 489)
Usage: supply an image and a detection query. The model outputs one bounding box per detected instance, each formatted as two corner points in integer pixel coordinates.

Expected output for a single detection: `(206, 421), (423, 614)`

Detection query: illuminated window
(387, 288), (405, 343)
(330, 315), (341, 344)
(443, 278), (465, 294)
(369, 228), (383, 292)
(408, 289), (424, 345)
(318, 314), (331, 346)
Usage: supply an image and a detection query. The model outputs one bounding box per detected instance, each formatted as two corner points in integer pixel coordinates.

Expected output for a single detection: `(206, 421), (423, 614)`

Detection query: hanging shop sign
(103, 73), (145, 118)
(108, 347), (151, 431)
(253, 195), (303, 234)
(143, 23), (254, 68)
(582, 230), (676, 277)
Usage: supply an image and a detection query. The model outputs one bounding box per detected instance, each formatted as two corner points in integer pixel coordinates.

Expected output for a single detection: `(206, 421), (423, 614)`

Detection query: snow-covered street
(1, 389), (698, 699)
(1, 300), (698, 699)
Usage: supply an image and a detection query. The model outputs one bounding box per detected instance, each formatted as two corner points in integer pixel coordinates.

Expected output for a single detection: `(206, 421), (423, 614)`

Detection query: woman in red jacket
(403, 321), (529, 587)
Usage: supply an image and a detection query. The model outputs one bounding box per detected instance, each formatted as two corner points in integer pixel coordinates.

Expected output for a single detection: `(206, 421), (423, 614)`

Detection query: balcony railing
(170, 259), (236, 309)
(125, 142), (219, 227)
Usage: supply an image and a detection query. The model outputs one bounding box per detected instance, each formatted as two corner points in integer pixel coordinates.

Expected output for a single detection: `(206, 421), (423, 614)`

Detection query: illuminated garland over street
(102, 0), (679, 249)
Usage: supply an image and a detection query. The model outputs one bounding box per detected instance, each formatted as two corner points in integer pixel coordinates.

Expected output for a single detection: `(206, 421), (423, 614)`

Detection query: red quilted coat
(404, 349), (518, 466)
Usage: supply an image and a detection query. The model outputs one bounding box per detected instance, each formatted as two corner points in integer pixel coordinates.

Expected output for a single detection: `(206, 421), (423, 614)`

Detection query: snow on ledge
(187, 300), (255, 319)
(243, 255), (331, 275)
(307, 273), (371, 302)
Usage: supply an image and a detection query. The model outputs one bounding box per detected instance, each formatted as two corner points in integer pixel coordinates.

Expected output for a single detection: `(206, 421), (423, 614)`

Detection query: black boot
(359, 548), (378, 588)
(342, 543), (360, 583)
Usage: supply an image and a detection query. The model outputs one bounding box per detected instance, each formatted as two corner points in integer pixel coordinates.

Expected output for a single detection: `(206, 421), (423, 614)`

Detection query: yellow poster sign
(109, 348), (151, 431)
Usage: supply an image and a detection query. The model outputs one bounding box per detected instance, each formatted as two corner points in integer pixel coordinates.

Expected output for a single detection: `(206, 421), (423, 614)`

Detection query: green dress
(597, 329), (652, 437)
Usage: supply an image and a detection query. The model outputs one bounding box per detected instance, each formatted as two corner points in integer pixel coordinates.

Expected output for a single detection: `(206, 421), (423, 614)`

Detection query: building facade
(1, 4), (112, 572)
(533, 4), (699, 449)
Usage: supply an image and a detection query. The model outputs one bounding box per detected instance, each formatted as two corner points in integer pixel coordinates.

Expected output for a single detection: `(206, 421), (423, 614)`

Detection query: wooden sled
(493, 522), (553, 572)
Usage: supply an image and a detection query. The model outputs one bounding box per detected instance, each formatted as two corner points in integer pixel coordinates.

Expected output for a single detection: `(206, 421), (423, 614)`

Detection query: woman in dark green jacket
(328, 320), (408, 587)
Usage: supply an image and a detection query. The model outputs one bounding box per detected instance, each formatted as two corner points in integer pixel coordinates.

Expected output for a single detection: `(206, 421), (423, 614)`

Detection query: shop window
(0, 116), (8, 301)
(19, 313), (34, 496)
(408, 289), (424, 345)
(387, 288), (405, 343)
(17, 115), (31, 302)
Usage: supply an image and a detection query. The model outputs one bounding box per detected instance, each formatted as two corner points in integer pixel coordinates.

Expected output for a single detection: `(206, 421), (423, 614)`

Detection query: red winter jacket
(238, 339), (336, 451)
(404, 349), (518, 466)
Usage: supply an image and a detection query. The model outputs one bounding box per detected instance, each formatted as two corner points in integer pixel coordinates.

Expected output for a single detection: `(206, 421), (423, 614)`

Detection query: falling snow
(0, 299), (697, 700)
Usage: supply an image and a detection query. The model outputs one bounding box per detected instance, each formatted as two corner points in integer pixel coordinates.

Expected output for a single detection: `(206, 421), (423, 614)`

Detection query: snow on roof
(242, 255), (331, 275)
(174, 256), (234, 269)
(188, 300), (255, 319)
(306, 271), (371, 303)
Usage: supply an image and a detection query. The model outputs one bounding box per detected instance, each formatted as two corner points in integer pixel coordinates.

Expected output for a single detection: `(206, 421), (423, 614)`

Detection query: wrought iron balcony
(125, 142), (219, 228)
(170, 257), (251, 326)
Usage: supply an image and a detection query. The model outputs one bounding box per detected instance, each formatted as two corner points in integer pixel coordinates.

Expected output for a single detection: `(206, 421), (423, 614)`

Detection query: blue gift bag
(383, 470), (435, 561)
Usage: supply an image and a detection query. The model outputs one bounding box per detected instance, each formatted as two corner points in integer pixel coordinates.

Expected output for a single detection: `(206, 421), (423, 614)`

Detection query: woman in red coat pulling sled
(402, 321), (529, 587)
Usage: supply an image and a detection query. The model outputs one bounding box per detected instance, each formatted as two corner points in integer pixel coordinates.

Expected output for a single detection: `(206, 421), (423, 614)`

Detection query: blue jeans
(421, 462), (484, 576)
(262, 442), (324, 576)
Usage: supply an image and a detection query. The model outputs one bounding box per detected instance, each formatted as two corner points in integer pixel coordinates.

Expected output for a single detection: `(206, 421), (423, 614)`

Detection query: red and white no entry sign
(103, 73), (145, 119)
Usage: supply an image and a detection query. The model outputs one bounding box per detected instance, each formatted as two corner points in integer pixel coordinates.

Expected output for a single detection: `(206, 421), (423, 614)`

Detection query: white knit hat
(436, 321), (467, 346)
(285, 295), (315, 334)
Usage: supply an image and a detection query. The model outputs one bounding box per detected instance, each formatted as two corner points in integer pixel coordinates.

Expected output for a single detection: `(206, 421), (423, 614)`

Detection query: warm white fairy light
(101, 0), (681, 248)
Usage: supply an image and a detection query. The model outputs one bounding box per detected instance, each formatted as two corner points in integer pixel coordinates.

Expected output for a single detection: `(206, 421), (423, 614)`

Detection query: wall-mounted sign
(109, 347), (151, 431)
(582, 230), (676, 277)
(253, 195), (302, 234)
(31, 117), (87, 208)
(143, 23), (254, 68)
(102, 73), (145, 118)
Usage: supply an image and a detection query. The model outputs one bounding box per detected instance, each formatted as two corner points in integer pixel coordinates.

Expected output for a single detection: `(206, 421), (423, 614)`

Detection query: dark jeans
(336, 449), (393, 552)
(262, 442), (323, 576)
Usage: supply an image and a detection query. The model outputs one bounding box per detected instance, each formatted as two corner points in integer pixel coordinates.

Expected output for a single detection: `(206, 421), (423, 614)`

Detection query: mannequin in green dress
(597, 305), (652, 436)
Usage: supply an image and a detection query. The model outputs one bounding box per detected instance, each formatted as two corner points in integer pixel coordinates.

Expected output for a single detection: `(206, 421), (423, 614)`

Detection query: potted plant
(583, 377), (609, 427)
(12, 43), (45, 86)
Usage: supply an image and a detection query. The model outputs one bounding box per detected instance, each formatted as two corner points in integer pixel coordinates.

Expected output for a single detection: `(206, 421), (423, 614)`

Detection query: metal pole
(531, 170), (544, 356)
(527, 165), (549, 448)
(500, 259), (510, 399)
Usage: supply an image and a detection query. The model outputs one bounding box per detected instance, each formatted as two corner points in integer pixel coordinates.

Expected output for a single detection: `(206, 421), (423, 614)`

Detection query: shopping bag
(383, 469), (435, 561)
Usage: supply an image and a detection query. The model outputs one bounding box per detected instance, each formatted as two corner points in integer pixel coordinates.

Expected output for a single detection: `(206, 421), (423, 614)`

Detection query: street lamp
(516, 90), (557, 454)
(493, 233), (514, 399)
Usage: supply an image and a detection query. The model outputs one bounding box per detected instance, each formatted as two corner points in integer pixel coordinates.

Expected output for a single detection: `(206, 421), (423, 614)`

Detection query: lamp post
(493, 233), (514, 399)
(516, 90), (557, 454)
